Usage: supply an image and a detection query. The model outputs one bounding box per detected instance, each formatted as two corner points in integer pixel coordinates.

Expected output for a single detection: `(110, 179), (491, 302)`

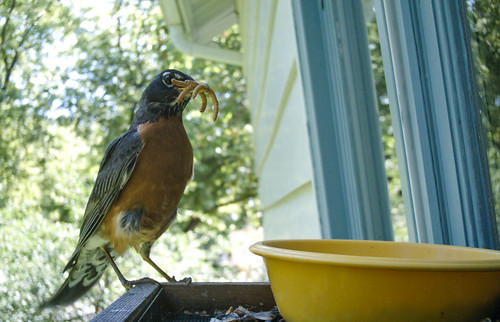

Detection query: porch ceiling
(159, 0), (238, 44)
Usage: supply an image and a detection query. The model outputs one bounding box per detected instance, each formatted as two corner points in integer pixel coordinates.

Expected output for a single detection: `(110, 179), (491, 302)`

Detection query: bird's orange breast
(101, 116), (193, 254)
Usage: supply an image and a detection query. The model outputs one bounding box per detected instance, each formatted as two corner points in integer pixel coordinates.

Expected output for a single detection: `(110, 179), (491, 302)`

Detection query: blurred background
(0, 0), (498, 320)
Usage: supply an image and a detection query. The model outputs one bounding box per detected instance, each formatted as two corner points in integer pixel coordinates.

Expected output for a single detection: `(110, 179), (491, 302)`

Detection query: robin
(43, 69), (219, 306)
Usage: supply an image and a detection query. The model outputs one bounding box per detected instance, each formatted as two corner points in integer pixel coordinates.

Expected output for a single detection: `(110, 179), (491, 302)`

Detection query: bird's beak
(171, 79), (219, 121)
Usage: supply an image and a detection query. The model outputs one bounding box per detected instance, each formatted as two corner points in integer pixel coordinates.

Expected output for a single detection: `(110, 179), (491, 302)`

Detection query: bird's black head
(130, 69), (194, 128)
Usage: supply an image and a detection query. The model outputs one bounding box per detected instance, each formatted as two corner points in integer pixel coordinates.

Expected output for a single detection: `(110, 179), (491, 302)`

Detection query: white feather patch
(67, 235), (109, 288)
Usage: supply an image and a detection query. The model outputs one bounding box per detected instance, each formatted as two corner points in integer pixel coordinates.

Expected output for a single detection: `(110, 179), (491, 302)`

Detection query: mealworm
(172, 79), (219, 121)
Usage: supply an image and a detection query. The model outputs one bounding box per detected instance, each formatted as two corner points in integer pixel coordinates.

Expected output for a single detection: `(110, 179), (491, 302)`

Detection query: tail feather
(42, 266), (104, 307)
(42, 240), (113, 307)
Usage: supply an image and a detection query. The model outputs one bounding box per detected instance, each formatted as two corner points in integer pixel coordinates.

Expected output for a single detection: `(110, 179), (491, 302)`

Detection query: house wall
(238, 0), (322, 239)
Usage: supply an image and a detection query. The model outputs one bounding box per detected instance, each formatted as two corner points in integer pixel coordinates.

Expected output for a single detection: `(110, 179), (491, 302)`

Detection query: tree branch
(0, 0), (16, 47)
(2, 15), (41, 90)
(1, 0), (16, 90)
(204, 190), (257, 215)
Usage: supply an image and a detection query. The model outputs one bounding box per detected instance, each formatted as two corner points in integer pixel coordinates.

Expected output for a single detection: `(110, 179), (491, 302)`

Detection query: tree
(0, 0), (79, 209)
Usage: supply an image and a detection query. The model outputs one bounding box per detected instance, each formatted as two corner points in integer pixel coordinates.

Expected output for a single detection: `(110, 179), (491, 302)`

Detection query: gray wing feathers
(63, 130), (143, 271)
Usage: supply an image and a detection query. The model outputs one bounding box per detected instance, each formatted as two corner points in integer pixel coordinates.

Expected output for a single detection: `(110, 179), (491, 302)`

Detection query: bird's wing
(63, 129), (144, 271)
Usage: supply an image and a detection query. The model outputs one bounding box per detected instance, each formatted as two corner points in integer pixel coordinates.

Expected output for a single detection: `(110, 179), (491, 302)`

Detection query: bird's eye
(162, 73), (173, 86)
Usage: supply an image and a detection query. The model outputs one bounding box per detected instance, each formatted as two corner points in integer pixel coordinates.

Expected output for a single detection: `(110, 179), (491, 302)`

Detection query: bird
(42, 69), (219, 306)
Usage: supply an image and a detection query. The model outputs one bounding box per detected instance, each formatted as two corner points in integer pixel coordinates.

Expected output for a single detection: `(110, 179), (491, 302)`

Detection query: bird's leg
(139, 243), (192, 284)
(99, 247), (159, 290)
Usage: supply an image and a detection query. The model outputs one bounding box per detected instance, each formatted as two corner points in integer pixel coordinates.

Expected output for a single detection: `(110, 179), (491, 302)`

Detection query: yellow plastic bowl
(250, 239), (500, 321)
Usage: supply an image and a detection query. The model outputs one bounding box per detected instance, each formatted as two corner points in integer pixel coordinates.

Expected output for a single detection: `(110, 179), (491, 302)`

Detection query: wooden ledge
(93, 282), (275, 321)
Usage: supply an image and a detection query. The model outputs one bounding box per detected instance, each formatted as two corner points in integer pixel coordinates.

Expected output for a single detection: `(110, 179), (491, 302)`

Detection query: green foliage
(468, 0), (500, 223)
(0, 0), (79, 208)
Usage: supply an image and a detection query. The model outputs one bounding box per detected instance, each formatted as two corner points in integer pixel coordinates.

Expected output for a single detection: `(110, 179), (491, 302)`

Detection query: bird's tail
(42, 243), (113, 307)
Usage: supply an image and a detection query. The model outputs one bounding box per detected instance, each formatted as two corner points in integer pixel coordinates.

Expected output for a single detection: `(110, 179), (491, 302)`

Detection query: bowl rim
(249, 239), (500, 271)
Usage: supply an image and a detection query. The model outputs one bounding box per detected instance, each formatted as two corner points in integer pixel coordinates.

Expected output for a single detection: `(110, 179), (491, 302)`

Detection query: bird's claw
(123, 277), (160, 290)
(171, 276), (192, 284)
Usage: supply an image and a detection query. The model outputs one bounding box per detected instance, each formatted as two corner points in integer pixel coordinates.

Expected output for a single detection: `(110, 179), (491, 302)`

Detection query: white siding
(239, 0), (321, 239)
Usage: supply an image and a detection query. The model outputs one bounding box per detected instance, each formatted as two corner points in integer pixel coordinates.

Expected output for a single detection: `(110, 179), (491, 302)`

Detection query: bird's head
(130, 69), (194, 127)
(145, 69), (195, 106)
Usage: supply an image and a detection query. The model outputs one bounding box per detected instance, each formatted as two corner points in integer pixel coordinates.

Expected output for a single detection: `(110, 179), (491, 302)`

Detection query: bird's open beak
(171, 79), (219, 121)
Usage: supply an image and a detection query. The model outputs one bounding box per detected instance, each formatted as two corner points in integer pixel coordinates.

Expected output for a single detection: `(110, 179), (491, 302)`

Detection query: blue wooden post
(375, 0), (498, 249)
(292, 0), (393, 241)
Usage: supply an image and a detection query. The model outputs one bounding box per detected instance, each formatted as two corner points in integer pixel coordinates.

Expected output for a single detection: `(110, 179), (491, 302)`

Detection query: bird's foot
(122, 277), (160, 290)
(170, 276), (192, 284)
